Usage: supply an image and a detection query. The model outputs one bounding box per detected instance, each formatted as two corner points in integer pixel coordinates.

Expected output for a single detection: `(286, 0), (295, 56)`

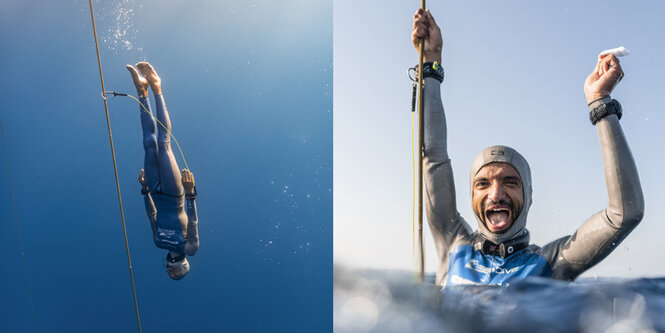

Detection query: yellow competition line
(126, 94), (190, 171)
(88, 1), (142, 331)
(412, 109), (417, 278)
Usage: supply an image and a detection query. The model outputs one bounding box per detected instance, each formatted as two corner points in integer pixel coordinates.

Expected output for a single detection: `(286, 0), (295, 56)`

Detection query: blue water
(1, 0), (331, 331)
(335, 267), (665, 332)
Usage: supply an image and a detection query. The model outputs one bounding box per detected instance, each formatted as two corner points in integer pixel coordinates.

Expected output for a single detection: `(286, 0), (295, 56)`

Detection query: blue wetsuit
(139, 94), (199, 256)
(423, 77), (644, 287)
(445, 233), (551, 286)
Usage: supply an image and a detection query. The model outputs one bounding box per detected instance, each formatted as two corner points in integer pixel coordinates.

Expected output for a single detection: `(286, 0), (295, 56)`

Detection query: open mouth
(484, 207), (512, 232)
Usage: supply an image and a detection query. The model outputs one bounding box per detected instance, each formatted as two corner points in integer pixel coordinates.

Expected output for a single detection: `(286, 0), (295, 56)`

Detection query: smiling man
(412, 9), (644, 286)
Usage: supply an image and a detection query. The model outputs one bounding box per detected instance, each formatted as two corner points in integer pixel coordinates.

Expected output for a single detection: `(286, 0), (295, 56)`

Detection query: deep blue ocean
(1, 1), (331, 331)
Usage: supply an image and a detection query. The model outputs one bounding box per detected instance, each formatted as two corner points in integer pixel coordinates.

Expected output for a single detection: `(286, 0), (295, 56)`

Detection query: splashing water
(335, 266), (665, 333)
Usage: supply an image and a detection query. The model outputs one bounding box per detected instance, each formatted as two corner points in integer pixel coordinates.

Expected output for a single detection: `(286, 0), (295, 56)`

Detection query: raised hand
(584, 54), (624, 104)
(412, 9), (443, 63)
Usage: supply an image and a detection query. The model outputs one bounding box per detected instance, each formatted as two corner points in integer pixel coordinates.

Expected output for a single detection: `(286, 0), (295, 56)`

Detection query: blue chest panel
(152, 195), (187, 253)
(154, 217), (186, 253)
(445, 244), (552, 286)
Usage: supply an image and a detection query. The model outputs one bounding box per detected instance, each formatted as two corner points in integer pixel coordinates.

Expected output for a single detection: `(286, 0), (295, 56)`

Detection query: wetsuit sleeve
(422, 77), (474, 284)
(183, 196), (199, 256)
(143, 192), (158, 238)
(545, 101), (644, 280)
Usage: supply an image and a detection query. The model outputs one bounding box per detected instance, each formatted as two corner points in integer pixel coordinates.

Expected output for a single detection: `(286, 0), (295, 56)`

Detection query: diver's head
(166, 252), (190, 280)
(470, 145), (532, 244)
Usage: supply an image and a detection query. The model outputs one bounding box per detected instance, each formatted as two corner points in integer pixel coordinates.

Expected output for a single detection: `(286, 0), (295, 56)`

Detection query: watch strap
(589, 96), (622, 125)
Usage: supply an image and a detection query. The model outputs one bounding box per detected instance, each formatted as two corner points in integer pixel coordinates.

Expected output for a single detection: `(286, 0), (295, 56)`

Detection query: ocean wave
(334, 265), (665, 332)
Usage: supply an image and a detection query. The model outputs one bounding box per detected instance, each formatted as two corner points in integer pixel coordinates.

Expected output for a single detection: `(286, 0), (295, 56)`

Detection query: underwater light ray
(1, 116), (37, 333)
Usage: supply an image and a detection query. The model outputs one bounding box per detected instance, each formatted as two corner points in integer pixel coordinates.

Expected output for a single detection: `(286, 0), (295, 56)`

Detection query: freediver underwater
(127, 61), (199, 280)
(6, 1), (333, 331)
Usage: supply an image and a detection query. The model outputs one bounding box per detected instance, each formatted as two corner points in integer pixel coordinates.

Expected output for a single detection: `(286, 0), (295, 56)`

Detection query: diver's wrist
(587, 95), (611, 109)
(589, 97), (622, 125)
(417, 61), (444, 83)
(185, 186), (197, 200)
(424, 52), (441, 64)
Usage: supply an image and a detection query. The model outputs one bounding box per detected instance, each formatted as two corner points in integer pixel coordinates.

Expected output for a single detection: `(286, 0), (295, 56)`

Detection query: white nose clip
(598, 46), (630, 60)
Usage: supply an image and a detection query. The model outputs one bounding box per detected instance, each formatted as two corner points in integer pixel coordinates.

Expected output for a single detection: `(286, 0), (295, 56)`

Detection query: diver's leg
(137, 62), (183, 196)
(127, 64), (160, 190)
(153, 94), (183, 196)
(140, 98), (160, 190)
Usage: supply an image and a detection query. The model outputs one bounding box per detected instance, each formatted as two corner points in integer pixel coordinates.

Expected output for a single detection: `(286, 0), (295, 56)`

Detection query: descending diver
(412, 10), (644, 286)
(127, 61), (199, 280)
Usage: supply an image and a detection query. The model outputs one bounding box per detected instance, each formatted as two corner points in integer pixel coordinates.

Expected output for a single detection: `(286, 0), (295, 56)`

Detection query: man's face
(472, 162), (524, 234)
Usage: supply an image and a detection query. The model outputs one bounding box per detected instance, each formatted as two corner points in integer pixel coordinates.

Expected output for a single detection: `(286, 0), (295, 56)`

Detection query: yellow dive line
(416, 0), (427, 283)
(126, 94), (190, 172)
(88, 1), (142, 332)
(412, 109), (417, 278)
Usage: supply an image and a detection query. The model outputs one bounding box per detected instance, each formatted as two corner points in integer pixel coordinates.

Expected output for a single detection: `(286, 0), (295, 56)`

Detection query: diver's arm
(549, 55), (643, 279)
(143, 192), (158, 237)
(550, 106), (643, 279)
(139, 169), (158, 237)
(423, 77), (471, 238)
(414, 9), (473, 284)
(423, 78), (473, 276)
(180, 169), (199, 256)
(183, 194), (199, 256)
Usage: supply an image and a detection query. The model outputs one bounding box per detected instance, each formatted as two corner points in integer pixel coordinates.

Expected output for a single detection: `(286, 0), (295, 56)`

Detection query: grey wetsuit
(423, 77), (644, 286)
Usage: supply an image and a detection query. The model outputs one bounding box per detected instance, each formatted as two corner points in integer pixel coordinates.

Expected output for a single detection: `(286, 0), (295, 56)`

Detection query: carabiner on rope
(408, 67), (418, 112)
(407, 66), (418, 83)
(102, 91), (129, 100)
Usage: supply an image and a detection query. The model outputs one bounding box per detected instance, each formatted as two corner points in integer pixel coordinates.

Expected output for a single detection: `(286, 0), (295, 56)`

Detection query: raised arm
(181, 169), (199, 256)
(412, 9), (473, 283)
(549, 54), (644, 279)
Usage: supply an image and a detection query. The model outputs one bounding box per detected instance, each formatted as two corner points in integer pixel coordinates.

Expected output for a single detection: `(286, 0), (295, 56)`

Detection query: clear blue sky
(1, 0), (331, 331)
(335, 0), (665, 278)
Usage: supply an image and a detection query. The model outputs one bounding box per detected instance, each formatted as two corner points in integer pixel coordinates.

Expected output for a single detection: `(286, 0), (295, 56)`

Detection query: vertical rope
(88, 1), (142, 331)
(1, 116), (37, 333)
(416, 0), (427, 283)
(412, 103), (417, 279)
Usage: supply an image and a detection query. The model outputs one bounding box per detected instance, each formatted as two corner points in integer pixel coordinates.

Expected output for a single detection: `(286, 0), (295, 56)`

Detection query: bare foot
(126, 65), (149, 97)
(136, 62), (162, 95)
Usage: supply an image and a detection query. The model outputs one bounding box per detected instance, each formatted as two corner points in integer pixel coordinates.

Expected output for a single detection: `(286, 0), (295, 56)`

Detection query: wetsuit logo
(465, 259), (520, 275)
(157, 227), (176, 239)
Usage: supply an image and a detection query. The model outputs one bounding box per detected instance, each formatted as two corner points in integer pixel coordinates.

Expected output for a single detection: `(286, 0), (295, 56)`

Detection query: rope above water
(415, 0), (427, 283)
(88, 1), (142, 331)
